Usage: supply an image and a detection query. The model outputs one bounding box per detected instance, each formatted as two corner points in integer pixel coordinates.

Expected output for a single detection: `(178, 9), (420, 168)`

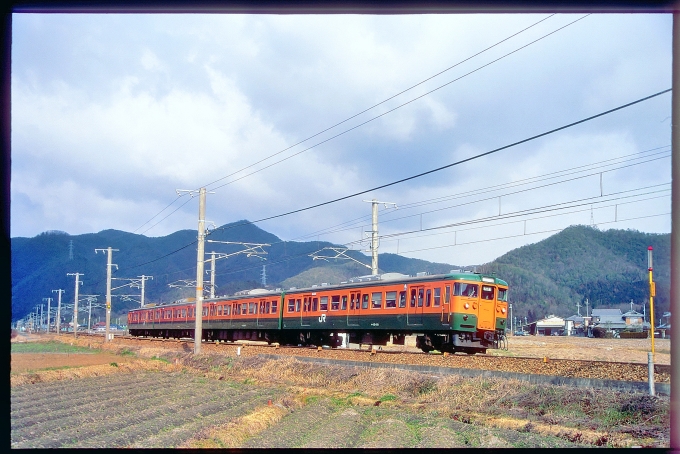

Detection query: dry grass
(182, 400), (301, 448)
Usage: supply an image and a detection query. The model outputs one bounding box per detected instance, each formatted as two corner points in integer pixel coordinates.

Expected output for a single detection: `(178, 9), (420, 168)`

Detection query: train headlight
(501, 307), (506, 314)
(463, 315), (468, 321)
(464, 303), (469, 309)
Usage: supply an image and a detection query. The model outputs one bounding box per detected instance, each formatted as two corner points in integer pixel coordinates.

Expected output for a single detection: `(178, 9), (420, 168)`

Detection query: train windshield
(498, 288), (508, 302)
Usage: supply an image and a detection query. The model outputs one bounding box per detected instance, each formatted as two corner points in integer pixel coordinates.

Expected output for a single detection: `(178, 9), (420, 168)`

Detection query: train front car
(415, 272), (509, 354)
(279, 271), (508, 354)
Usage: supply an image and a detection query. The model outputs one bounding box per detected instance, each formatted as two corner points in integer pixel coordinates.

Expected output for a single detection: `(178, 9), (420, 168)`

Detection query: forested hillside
(12, 222), (669, 326)
(489, 225), (670, 321)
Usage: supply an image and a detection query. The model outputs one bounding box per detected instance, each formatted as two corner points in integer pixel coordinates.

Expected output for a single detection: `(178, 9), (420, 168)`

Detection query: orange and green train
(128, 271), (509, 354)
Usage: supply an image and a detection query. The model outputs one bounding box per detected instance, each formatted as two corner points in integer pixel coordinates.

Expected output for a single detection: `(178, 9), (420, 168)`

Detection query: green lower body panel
(450, 313), (478, 332)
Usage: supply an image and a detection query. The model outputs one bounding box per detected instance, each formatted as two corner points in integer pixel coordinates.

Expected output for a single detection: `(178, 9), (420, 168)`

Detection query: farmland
(11, 334), (670, 448)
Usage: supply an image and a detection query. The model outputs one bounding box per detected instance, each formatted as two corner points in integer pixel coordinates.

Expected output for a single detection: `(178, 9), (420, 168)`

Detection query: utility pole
(362, 199), (397, 275)
(67, 273), (83, 338)
(176, 187), (214, 354)
(95, 247), (119, 343)
(42, 298), (52, 333)
(53, 289), (65, 335)
(195, 187), (206, 354)
(576, 300), (581, 317)
(39, 304), (44, 332)
(648, 246), (656, 355)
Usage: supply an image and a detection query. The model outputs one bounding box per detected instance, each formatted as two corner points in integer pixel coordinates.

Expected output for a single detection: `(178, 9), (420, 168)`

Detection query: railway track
(71, 333), (670, 386)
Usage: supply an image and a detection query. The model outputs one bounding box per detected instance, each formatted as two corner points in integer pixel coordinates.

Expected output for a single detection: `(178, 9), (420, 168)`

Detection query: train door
(441, 284), (451, 326)
(301, 294), (312, 327)
(478, 285), (496, 330)
(347, 291), (361, 326)
(257, 299), (266, 327)
(407, 285), (424, 325)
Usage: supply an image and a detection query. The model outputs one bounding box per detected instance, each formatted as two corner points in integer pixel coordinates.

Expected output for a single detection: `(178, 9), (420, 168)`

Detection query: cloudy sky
(11, 13), (672, 267)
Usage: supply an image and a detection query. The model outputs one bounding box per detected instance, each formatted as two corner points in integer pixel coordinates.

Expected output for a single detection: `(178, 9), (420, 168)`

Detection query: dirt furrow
(11, 375), (211, 446)
(73, 389), (272, 448)
(12, 382), (204, 437)
(126, 390), (280, 448)
(11, 372), (178, 421)
(243, 401), (333, 448)
(300, 407), (368, 448)
(358, 415), (419, 448)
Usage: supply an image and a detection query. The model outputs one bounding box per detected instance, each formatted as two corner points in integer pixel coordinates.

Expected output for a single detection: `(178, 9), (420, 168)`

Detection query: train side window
(425, 289), (431, 307)
(498, 288), (508, 302)
(434, 288), (441, 307)
(303, 298), (310, 312)
(410, 289), (417, 307)
(288, 299), (295, 312)
(225, 305), (231, 316)
(350, 295), (355, 310)
(481, 286), (494, 300)
(371, 292), (382, 309)
(249, 302), (257, 314)
(362, 294), (369, 309)
(418, 288), (424, 307)
(182, 309), (187, 317)
(454, 283), (478, 298)
(320, 296), (328, 311)
(259, 301), (265, 314)
(203, 308), (208, 317)
(385, 291), (397, 308)
(341, 296), (347, 310)
(241, 303), (247, 315)
(331, 295), (340, 310)
(272, 300), (278, 313)
(313, 297), (319, 312)
(265, 301), (270, 313)
(217, 305), (222, 316)
(156, 310), (161, 319)
(445, 286), (451, 304)
(296, 299), (301, 312)
(399, 291), (406, 308)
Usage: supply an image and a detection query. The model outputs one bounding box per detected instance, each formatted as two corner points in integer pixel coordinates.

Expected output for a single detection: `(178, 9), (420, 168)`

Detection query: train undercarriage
(128, 327), (507, 354)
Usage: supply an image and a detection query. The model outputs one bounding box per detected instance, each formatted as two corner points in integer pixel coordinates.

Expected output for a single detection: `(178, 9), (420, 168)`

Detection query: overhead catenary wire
(289, 149), (671, 241)
(120, 88), (671, 272)
(208, 186), (669, 280)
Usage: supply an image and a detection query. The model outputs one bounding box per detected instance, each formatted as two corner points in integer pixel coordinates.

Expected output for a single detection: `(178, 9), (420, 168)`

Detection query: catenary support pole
(96, 247), (118, 342)
(53, 289), (64, 335)
(67, 273), (83, 339)
(43, 298), (52, 333)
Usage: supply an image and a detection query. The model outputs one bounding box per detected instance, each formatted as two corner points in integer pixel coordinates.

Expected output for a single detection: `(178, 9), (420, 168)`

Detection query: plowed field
(10, 335), (670, 448)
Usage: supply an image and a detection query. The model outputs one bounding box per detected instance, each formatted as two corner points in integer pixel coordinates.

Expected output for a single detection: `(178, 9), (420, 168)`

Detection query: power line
(121, 88), (671, 271)
(210, 186), (670, 280)
(211, 88), (671, 231)
(206, 15), (591, 193)
(201, 14), (559, 190)
(397, 212), (671, 256)
(131, 14), (560, 235)
(291, 149), (671, 240)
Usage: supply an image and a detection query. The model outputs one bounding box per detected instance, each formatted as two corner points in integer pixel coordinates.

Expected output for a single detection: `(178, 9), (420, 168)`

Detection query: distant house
(590, 308), (651, 336)
(564, 315), (591, 336)
(590, 308), (628, 331)
(528, 315), (565, 336)
(622, 310), (645, 327)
